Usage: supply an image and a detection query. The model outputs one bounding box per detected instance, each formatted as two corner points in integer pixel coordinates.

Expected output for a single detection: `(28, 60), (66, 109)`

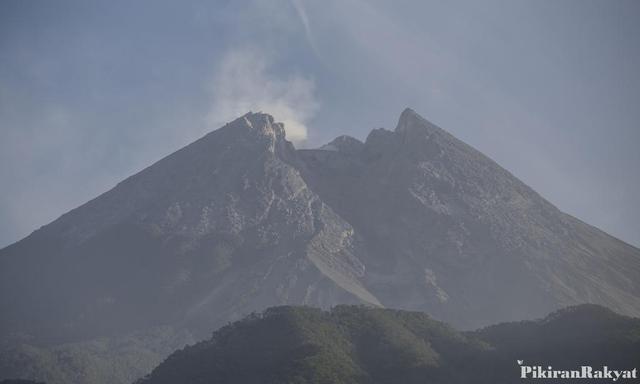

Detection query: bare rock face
(299, 108), (640, 328)
(1, 108), (639, 350)
(0, 112), (377, 345)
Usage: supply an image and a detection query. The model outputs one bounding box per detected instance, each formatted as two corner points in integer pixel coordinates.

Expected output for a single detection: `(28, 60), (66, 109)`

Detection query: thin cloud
(290, 0), (321, 59)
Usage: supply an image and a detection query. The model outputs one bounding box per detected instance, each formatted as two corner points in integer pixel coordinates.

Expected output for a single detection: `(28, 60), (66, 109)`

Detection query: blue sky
(1, 0), (639, 247)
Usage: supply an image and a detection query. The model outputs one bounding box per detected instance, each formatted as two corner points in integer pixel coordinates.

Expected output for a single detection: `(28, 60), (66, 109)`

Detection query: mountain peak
(318, 135), (364, 155)
(395, 107), (441, 136)
(399, 107), (419, 119)
(212, 111), (294, 158)
(219, 111), (286, 142)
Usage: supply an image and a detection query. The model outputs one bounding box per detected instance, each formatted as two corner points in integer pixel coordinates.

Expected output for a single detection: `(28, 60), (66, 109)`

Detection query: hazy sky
(1, 0), (639, 248)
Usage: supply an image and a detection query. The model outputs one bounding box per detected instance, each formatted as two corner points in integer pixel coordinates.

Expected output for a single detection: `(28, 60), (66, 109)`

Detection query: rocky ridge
(1, 109), (639, 384)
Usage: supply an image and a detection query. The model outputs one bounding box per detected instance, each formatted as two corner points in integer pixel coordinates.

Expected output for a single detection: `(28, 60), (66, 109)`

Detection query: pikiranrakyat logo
(518, 360), (637, 381)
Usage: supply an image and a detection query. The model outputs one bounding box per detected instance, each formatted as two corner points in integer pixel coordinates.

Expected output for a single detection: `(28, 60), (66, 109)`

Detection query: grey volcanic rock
(318, 135), (364, 155)
(0, 112), (378, 346)
(1, 109), (639, 383)
(298, 108), (640, 328)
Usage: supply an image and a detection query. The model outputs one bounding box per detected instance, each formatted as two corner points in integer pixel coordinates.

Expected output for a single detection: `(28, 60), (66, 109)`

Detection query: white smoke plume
(207, 48), (318, 144)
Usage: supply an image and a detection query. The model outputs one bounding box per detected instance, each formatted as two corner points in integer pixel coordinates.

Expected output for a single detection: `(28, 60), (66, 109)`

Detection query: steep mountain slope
(298, 108), (640, 327)
(137, 304), (640, 384)
(1, 109), (639, 384)
(0, 112), (377, 346)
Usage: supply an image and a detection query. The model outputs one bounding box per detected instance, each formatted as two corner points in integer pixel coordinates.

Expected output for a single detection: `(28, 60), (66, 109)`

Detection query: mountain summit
(0, 111), (380, 344)
(300, 109), (640, 327)
(1, 109), (639, 382)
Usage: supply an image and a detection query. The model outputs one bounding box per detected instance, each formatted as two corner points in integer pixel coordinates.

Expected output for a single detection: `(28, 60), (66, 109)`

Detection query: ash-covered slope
(298, 108), (640, 327)
(0, 112), (378, 346)
(1, 108), (639, 353)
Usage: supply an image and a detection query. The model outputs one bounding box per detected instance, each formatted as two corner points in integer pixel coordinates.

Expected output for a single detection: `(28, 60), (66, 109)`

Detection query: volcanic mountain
(0, 109), (639, 382)
(297, 109), (640, 327)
